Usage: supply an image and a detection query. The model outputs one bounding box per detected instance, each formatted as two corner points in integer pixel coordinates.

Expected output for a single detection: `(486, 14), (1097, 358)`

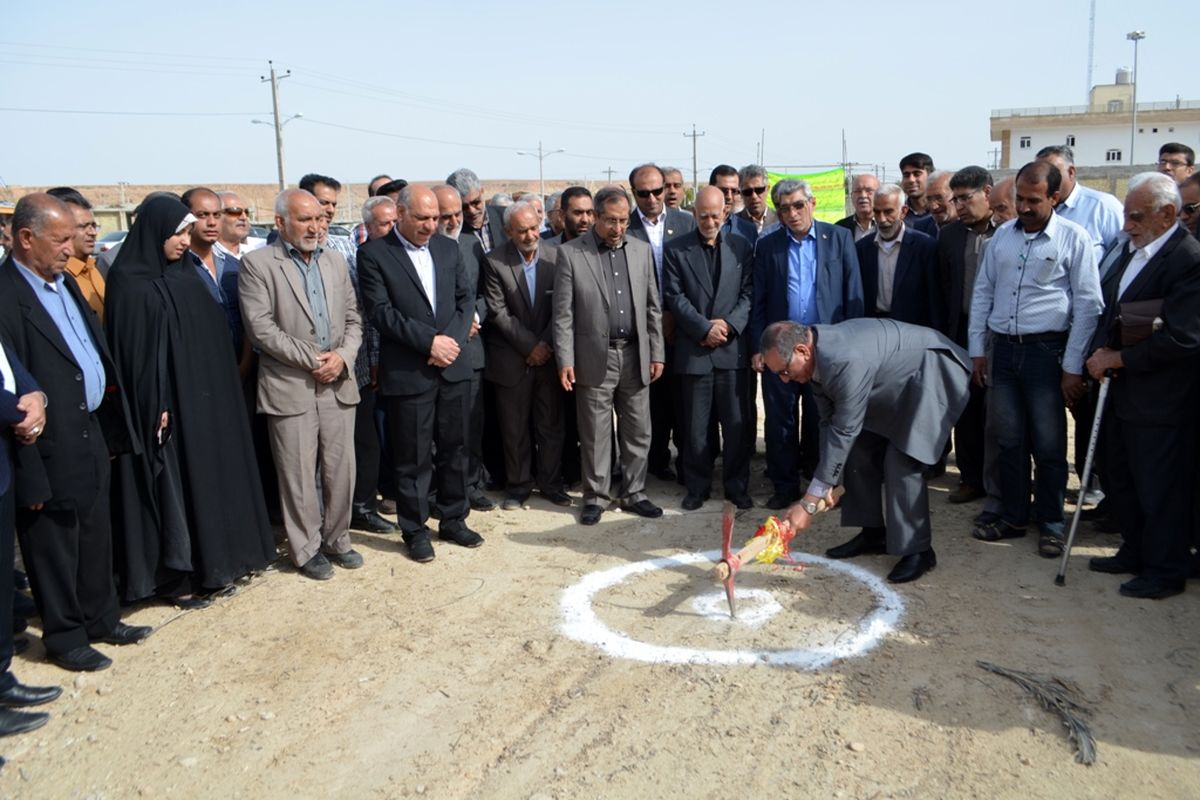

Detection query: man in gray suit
(763, 318), (970, 583)
(239, 189), (364, 580)
(554, 187), (665, 525)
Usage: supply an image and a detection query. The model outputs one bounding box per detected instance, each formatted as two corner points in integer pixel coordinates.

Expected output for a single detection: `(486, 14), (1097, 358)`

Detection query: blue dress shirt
(786, 226), (819, 325)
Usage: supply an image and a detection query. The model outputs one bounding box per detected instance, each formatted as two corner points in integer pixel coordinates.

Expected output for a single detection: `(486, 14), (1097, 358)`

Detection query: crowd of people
(0, 143), (1197, 747)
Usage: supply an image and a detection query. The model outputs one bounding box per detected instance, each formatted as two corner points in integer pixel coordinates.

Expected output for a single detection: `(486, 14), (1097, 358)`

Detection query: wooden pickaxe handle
(712, 487), (843, 582)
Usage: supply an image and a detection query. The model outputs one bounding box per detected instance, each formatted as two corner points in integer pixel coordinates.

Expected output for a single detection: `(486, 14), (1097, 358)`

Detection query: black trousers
(680, 369), (749, 498)
(384, 379), (471, 536)
(16, 417), (119, 655)
(468, 370), (487, 494)
(494, 366), (564, 496)
(762, 370), (819, 493)
(1103, 413), (1195, 582)
(953, 379), (987, 489)
(648, 372), (680, 474)
(352, 383), (381, 514)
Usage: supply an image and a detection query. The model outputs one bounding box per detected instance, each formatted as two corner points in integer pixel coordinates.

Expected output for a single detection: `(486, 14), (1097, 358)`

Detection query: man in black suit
(432, 184), (495, 511)
(0, 339), (61, 736)
(482, 202), (570, 510)
(358, 185), (481, 563)
(937, 166), (997, 506)
(663, 187), (754, 509)
(0, 195), (150, 673)
(855, 184), (944, 330)
(627, 163), (696, 481)
(1085, 172), (1200, 599)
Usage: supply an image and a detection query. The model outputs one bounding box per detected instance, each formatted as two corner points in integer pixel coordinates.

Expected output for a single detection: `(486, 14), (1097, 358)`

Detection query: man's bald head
(990, 176), (1017, 223)
(396, 185), (440, 247)
(693, 185), (726, 243)
(11, 193), (76, 279)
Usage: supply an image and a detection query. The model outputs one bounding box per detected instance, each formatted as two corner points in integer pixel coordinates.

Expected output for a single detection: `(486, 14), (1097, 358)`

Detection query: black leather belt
(608, 338), (635, 348)
(995, 330), (1068, 344)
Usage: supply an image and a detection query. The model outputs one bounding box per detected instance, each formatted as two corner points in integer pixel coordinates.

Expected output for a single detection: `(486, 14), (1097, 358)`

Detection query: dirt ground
(1, 436), (1197, 799)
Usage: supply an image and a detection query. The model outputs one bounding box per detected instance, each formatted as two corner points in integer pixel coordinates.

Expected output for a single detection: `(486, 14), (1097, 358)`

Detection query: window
(1152, 127), (1159, 133)
(1065, 135), (1076, 146)
(1106, 149), (1123, 162)
(1107, 99), (1124, 112)
(1019, 136), (1031, 148)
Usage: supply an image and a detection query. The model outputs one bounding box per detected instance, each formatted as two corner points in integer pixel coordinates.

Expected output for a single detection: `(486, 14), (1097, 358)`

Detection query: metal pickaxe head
(720, 501), (737, 618)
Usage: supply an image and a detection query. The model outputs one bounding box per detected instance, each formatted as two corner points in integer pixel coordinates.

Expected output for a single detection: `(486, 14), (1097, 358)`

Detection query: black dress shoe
(1119, 576), (1185, 599)
(765, 490), (799, 510)
(403, 530), (436, 563)
(160, 593), (213, 610)
(351, 511), (399, 533)
(95, 622), (153, 646)
(469, 492), (497, 512)
(439, 527), (484, 548)
(622, 499), (663, 518)
(652, 467), (677, 481)
(539, 489), (573, 507)
(0, 682), (62, 708)
(1088, 555), (1140, 575)
(501, 494), (527, 511)
(49, 645), (112, 672)
(825, 529), (888, 559)
(326, 549), (364, 569)
(377, 498), (397, 515)
(0, 708), (49, 737)
(299, 552), (334, 581)
(727, 495), (754, 510)
(681, 494), (707, 511)
(580, 504), (604, 525)
(887, 549), (937, 583)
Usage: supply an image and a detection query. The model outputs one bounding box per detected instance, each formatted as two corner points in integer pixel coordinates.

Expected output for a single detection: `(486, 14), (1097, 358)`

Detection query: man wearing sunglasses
(215, 192), (262, 260)
(447, 168), (507, 252)
(1177, 174), (1200, 237)
(627, 164), (696, 483)
(736, 165), (777, 237)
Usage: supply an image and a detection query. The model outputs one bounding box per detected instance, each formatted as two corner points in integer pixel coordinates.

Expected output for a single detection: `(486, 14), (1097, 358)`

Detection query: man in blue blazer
(749, 179), (865, 508)
(854, 184), (945, 330)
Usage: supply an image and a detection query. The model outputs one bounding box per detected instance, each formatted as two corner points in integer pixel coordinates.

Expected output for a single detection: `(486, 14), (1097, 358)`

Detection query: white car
(94, 230), (126, 255)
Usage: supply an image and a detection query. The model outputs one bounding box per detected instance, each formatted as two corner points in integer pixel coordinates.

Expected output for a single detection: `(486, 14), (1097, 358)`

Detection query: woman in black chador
(106, 195), (275, 606)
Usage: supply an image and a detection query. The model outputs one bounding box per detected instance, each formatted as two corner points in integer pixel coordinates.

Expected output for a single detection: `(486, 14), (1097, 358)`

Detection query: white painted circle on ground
(691, 588), (783, 627)
(560, 549), (905, 668)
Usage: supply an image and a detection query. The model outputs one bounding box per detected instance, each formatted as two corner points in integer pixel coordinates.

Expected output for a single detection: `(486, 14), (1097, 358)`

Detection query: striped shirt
(968, 212), (1103, 374)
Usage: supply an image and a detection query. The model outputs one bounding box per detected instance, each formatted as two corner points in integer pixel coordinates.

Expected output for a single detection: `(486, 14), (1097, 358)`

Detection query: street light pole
(252, 112), (303, 192)
(1127, 30), (1145, 166)
(260, 61), (292, 190)
(516, 141), (565, 199)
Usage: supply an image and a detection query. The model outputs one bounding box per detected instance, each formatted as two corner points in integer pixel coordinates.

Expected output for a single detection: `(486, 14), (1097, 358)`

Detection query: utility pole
(260, 60), (291, 190)
(603, 167), (616, 183)
(1126, 30), (1146, 166)
(683, 124), (705, 193)
(759, 128), (765, 166)
(516, 140), (565, 199)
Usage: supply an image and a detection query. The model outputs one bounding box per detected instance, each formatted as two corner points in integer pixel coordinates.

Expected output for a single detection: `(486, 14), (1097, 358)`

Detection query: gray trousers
(575, 342), (650, 506)
(840, 431), (932, 556)
(267, 387), (355, 566)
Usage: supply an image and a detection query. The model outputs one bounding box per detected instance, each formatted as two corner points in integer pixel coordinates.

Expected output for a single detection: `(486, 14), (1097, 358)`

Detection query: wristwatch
(800, 499), (820, 515)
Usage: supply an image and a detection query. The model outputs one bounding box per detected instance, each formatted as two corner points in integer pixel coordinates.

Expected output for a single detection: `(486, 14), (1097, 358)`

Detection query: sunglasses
(740, 186), (767, 197)
(222, 207), (249, 217)
(634, 187), (664, 199)
(1183, 201), (1200, 215)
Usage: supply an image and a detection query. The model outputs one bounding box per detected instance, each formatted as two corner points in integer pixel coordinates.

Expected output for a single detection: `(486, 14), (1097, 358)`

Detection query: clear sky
(2, 0), (1194, 188)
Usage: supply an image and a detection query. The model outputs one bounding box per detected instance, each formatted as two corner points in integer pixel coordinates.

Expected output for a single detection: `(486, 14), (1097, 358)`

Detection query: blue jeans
(989, 335), (1068, 533)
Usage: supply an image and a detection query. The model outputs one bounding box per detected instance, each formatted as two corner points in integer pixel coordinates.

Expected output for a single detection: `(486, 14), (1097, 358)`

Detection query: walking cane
(1055, 373), (1112, 586)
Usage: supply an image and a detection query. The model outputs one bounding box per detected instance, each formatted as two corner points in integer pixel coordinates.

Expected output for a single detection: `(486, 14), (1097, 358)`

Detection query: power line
(0, 40), (261, 62)
(0, 106), (265, 117)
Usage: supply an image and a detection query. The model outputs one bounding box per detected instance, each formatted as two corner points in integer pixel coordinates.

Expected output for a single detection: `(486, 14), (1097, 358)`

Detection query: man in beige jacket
(239, 189), (363, 580)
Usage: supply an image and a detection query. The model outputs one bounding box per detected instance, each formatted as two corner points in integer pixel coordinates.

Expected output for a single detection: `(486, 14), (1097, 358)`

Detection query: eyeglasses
(951, 189), (979, 206)
(222, 207), (249, 217)
(776, 201), (810, 215)
(1158, 158), (1191, 169)
(1181, 201), (1200, 215)
(634, 187), (664, 199)
(718, 186), (739, 197)
(599, 215), (629, 227)
(740, 185), (767, 197)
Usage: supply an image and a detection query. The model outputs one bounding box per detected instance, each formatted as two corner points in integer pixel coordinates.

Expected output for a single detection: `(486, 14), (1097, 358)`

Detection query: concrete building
(990, 69), (1200, 169)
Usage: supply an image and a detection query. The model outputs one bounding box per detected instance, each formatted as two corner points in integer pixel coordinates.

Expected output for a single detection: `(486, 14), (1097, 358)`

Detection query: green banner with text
(766, 167), (846, 223)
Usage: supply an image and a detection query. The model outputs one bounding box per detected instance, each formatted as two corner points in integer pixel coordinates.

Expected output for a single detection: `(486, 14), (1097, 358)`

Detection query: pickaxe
(712, 489), (842, 619)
